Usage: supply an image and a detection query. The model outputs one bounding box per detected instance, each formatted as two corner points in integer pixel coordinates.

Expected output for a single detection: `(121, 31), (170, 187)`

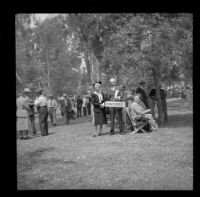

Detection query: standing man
(47, 95), (58, 126)
(136, 81), (149, 109)
(58, 94), (65, 119)
(34, 89), (48, 136)
(86, 96), (91, 115)
(149, 84), (168, 122)
(107, 78), (124, 135)
(149, 85), (157, 120)
(160, 84), (168, 122)
(62, 94), (73, 124)
(24, 88), (37, 135)
(82, 96), (87, 116)
(76, 95), (83, 118)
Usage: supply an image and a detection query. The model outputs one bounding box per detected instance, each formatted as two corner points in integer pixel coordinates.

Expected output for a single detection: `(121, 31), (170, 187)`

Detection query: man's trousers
(110, 108), (124, 133)
(38, 106), (48, 136)
(48, 108), (56, 125)
(29, 115), (36, 134)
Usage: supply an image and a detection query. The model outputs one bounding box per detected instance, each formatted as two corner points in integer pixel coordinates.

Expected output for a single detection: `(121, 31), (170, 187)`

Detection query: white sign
(105, 101), (126, 108)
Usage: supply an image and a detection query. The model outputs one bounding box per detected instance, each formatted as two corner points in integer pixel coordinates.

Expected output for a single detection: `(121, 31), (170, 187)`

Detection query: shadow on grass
(159, 113), (193, 129)
(18, 147), (55, 172)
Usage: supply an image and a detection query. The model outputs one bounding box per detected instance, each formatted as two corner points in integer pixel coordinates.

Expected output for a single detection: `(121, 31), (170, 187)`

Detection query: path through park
(17, 98), (193, 190)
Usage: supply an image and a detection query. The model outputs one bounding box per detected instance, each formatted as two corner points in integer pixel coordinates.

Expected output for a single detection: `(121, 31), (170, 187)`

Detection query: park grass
(17, 98), (193, 190)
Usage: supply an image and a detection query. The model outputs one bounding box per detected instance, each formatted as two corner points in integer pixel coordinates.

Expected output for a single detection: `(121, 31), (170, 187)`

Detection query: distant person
(82, 96), (87, 116)
(61, 94), (73, 124)
(47, 95), (58, 126)
(136, 81), (149, 109)
(16, 91), (30, 139)
(86, 96), (91, 115)
(24, 88), (37, 135)
(149, 84), (168, 122)
(185, 85), (193, 108)
(148, 85), (157, 119)
(34, 89), (48, 136)
(77, 95), (83, 118)
(91, 82), (107, 137)
(69, 96), (76, 119)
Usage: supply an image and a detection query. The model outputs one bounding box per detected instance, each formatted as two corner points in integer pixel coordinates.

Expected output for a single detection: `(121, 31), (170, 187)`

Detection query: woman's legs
(99, 124), (103, 135)
(93, 125), (103, 136)
(93, 125), (98, 137)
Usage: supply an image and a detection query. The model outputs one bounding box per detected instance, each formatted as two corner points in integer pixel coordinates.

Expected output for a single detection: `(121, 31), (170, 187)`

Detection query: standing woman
(16, 91), (30, 139)
(91, 82), (107, 137)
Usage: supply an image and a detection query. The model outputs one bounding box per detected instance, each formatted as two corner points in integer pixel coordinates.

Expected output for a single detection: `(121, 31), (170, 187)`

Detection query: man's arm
(34, 97), (41, 106)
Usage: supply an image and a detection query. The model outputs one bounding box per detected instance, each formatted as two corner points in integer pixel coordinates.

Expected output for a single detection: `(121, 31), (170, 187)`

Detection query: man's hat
(94, 82), (101, 87)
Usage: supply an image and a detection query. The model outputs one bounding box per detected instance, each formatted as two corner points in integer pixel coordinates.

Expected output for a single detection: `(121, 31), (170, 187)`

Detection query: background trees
(16, 13), (192, 123)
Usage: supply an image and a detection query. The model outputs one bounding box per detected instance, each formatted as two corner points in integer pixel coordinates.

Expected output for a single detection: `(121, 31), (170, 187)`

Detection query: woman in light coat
(16, 91), (30, 139)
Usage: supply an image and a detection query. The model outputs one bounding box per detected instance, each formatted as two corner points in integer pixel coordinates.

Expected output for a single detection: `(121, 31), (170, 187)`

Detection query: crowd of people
(17, 78), (192, 139)
(16, 88), (93, 140)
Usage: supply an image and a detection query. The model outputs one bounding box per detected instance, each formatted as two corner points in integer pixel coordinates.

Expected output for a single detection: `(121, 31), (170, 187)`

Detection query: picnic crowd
(16, 78), (192, 139)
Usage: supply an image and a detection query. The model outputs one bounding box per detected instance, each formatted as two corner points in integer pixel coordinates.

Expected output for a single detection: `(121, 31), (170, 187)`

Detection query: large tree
(99, 13), (192, 123)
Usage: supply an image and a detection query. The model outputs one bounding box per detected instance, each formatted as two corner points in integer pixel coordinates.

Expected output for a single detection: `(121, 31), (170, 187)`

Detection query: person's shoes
(119, 131), (125, 135)
(53, 124), (57, 126)
(93, 134), (97, 137)
(109, 132), (114, 136)
(98, 133), (102, 136)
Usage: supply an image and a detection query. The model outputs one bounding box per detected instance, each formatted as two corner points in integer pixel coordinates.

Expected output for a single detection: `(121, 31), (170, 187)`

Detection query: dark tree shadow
(158, 113), (193, 129)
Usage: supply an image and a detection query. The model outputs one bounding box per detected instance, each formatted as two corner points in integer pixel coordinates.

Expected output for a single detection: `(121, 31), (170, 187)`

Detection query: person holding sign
(91, 81), (107, 137)
(107, 78), (125, 135)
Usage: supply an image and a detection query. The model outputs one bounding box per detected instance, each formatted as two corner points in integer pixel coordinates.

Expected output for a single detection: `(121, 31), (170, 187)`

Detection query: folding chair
(125, 107), (149, 134)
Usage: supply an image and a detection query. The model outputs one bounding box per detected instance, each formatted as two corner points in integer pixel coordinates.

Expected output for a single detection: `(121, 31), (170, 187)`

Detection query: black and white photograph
(16, 13), (193, 190)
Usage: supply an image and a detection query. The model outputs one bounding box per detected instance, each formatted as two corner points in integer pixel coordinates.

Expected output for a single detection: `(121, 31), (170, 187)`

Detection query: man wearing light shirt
(34, 89), (48, 136)
(48, 95), (58, 126)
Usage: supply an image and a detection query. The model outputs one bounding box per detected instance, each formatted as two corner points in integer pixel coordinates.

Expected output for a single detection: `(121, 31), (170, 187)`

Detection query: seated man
(130, 94), (158, 131)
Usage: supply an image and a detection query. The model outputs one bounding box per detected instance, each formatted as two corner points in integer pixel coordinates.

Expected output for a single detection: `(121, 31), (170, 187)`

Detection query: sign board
(105, 101), (126, 108)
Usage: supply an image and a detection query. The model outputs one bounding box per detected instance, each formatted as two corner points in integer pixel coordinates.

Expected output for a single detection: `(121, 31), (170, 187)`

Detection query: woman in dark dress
(91, 82), (107, 137)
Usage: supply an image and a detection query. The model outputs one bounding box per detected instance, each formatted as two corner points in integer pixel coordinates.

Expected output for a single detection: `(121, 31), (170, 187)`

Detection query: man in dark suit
(61, 94), (73, 124)
(136, 81), (149, 109)
(107, 78), (124, 135)
(149, 84), (168, 122)
(77, 95), (83, 118)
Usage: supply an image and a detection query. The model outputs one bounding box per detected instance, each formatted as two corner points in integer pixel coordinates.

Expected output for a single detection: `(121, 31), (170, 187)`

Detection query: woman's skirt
(94, 110), (107, 126)
(17, 117), (29, 131)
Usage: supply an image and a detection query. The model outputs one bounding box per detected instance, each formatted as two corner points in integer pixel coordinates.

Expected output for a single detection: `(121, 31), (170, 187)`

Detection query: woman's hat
(94, 82), (101, 87)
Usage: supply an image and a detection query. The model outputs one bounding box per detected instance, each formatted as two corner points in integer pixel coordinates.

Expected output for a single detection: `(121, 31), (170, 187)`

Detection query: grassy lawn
(17, 98), (193, 190)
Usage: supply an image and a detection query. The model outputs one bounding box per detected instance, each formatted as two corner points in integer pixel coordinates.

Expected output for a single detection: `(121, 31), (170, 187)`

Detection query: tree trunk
(46, 49), (51, 95)
(152, 66), (164, 124)
(83, 46), (92, 85)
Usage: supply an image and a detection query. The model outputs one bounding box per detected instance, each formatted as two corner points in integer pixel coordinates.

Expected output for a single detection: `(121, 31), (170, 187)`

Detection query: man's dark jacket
(136, 86), (149, 108)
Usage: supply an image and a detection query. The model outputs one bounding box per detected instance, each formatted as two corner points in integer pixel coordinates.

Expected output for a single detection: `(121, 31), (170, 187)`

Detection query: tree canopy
(16, 13), (192, 115)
